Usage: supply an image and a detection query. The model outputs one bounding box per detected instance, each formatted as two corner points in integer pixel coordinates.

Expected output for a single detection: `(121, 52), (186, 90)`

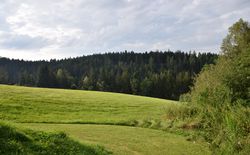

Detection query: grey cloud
(0, 34), (49, 49)
(0, 0), (249, 60)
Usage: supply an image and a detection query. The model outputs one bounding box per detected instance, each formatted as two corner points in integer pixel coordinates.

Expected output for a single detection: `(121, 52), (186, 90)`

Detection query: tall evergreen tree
(37, 65), (57, 88)
(0, 67), (8, 84)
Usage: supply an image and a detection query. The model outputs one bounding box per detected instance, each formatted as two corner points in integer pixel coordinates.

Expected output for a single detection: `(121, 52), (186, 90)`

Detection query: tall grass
(198, 103), (250, 155)
(164, 95), (250, 154)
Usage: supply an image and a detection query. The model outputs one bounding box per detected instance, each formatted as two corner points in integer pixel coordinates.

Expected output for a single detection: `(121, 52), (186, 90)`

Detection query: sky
(0, 0), (250, 60)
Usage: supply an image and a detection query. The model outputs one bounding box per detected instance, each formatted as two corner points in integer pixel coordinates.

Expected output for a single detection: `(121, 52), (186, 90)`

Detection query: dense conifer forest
(0, 51), (217, 100)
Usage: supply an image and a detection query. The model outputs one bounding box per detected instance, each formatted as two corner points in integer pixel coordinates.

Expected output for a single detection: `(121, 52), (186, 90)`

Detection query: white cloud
(0, 0), (249, 60)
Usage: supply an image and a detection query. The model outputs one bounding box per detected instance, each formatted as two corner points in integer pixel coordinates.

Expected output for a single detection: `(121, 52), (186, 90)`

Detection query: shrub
(187, 19), (250, 154)
(164, 104), (197, 121)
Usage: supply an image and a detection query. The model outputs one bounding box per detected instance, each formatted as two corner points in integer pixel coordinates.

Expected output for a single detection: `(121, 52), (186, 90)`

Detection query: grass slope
(0, 122), (110, 155)
(0, 85), (211, 154)
(19, 123), (210, 155)
(0, 84), (176, 124)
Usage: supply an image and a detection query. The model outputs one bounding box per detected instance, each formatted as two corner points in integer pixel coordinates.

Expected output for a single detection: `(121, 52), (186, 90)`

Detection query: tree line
(0, 50), (217, 100)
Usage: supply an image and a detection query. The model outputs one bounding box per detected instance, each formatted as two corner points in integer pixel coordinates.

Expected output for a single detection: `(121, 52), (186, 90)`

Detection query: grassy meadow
(0, 122), (110, 155)
(18, 123), (210, 155)
(0, 84), (210, 154)
(0, 84), (176, 124)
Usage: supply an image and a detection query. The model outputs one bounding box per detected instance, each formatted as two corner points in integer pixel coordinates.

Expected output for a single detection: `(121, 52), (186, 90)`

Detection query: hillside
(0, 84), (210, 154)
(0, 51), (217, 100)
(0, 84), (176, 124)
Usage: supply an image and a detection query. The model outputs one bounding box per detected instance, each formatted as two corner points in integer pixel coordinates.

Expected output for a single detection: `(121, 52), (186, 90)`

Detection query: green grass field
(0, 122), (110, 155)
(0, 85), (210, 154)
(17, 123), (210, 155)
(0, 84), (176, 124)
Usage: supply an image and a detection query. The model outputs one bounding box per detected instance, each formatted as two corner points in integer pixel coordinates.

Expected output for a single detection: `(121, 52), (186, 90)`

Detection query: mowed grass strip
(0, 84), (176, 124)
(19, 123), (210, 155)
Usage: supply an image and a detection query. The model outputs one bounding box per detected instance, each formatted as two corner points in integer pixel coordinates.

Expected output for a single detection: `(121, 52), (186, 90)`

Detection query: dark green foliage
(37, 65), (57, 88)
(19, 71), (36, 86)
(0, 122), (111, 155)
(0, 51), (217, 100)
(0, 67), (9, 84)
(56, 68), (74, 88)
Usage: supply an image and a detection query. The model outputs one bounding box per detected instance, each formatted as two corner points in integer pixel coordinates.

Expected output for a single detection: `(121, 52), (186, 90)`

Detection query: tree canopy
(0, 50), (217, 100)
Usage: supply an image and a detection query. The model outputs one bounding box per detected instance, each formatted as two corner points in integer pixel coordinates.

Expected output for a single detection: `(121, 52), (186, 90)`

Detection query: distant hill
(0, 50), (217, 100)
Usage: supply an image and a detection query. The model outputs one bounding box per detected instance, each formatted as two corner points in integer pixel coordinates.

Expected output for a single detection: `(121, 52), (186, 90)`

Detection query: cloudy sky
(0, 0), (249, 60)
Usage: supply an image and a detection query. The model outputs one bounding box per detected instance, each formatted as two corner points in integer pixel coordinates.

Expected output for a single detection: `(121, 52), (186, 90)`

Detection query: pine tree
(37, 65), (57, 88)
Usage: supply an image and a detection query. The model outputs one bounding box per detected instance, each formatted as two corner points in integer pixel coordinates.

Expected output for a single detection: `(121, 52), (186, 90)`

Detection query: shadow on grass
(0, 122), (112, 155)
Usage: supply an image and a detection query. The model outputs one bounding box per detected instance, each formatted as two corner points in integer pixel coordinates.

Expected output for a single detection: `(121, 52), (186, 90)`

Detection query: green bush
(187, 19), (250, 154)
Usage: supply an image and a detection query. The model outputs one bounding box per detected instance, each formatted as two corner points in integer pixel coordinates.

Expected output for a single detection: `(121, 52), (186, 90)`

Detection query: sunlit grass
(0, 84), (211, 154)
(0, 84), (176, 124)
(18, 123), (210, 155)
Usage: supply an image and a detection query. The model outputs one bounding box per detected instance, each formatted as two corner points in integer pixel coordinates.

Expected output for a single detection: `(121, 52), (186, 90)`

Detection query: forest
(0, 51), (217, 100)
